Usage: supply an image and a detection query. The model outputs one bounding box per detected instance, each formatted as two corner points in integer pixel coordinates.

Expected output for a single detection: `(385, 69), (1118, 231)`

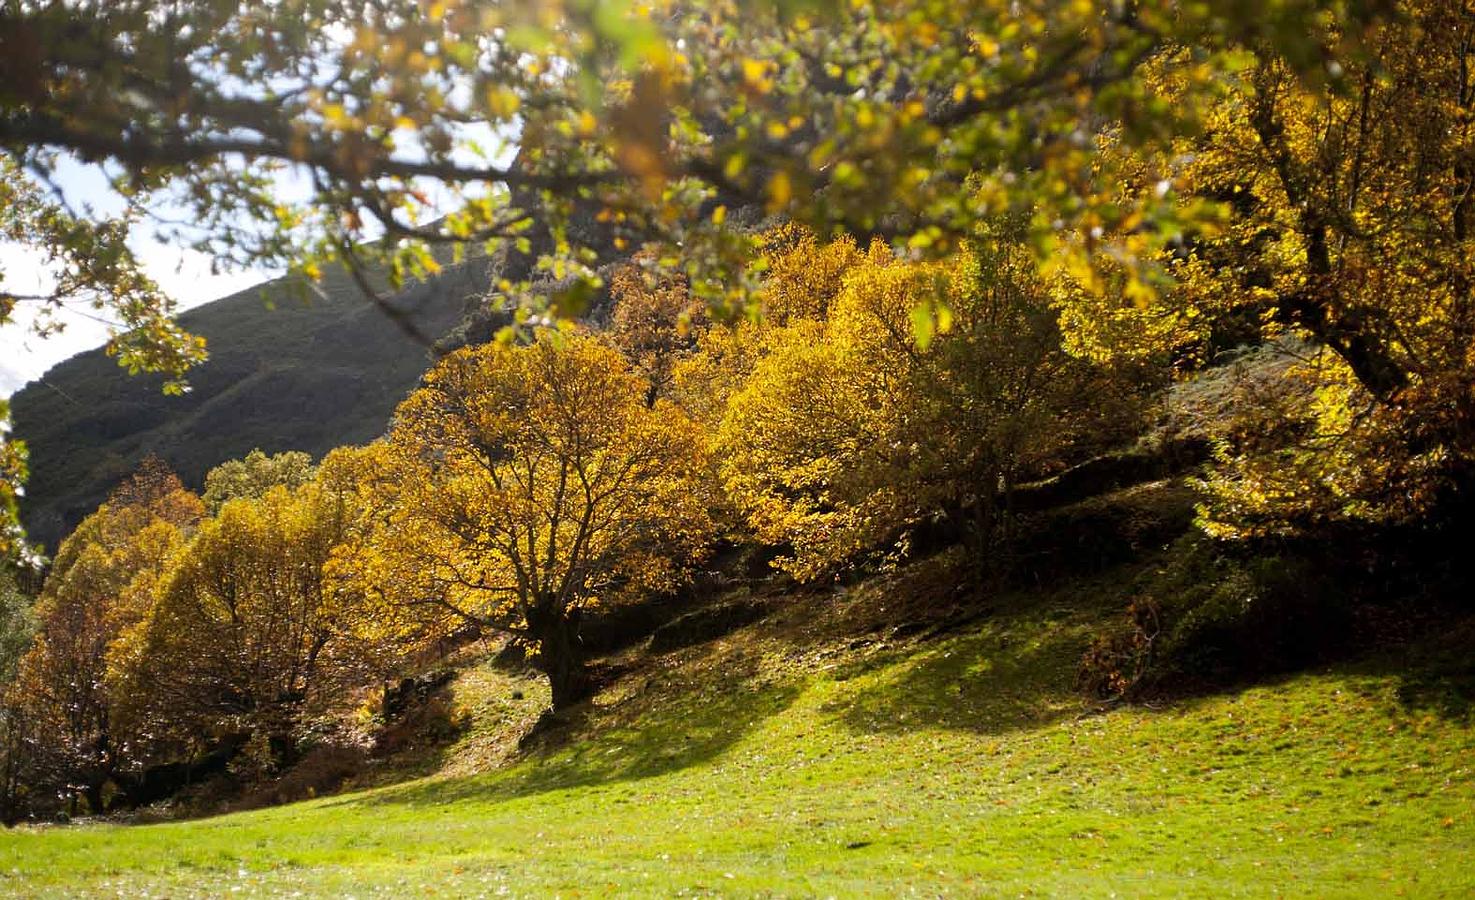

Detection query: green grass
(3, 565), (1473, 897)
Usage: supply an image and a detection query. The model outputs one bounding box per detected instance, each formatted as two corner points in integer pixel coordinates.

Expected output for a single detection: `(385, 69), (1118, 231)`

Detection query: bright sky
(0, 159), (276, 397)
(2, 115), (511, 399)
(0, 244), (270, 398)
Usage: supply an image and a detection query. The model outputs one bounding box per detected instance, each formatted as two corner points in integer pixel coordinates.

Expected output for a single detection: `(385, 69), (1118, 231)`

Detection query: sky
(0, 158), (278, 397)
(0, 243), (270, 398)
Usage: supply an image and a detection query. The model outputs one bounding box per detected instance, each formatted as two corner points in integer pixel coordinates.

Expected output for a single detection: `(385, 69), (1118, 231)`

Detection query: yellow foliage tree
(9, 460), (201, 812)
(343, 332), (715, 708)
(719, 240), (1148, 579)
(109, 479), (371, 774)
(607, 259), (710, 405)
(1142, 1), (1475, 535)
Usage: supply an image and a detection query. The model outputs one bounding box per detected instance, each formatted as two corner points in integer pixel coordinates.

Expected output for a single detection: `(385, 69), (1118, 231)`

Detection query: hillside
(1, 523), (1471, 897)
(7, 256), (497, 551)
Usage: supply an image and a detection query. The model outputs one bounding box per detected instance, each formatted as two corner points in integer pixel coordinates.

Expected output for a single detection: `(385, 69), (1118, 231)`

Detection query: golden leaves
(356, 330), (716, 644)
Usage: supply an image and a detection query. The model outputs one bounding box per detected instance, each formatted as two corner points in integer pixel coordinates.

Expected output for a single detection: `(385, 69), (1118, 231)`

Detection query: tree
(0, 1), (1389, 553)
(607, 259), (709, 405)
(718, 237), (1150, 578)
(0, 567), (31, 685)
(1, 0), (1361, 298)
(0, 403), (28, 562)
(7, 460), (200, 813)
(109, 477), (378, 777)
(0, 565), (35, 822)
(342, 332), (714, 708)
(1096, 1), (1475, 535)
(201, 449), (317, 515)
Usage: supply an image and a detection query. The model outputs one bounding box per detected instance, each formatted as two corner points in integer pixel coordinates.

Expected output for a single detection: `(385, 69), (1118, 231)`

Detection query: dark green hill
(9, 255), (499, 551)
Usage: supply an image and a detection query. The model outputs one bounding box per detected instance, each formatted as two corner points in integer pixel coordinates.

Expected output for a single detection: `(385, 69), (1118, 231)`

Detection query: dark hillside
(9, 255), (497, 550)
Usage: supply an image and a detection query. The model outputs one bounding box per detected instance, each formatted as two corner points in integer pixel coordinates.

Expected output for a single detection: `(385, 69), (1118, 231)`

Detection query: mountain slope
(8, 256), (496, 550)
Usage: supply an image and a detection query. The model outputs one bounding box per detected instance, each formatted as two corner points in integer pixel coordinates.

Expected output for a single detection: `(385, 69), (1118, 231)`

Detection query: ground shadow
(327, 648), (805, 811)
(1343, 613), (1475, 723)
(824, 595), (1101, 739)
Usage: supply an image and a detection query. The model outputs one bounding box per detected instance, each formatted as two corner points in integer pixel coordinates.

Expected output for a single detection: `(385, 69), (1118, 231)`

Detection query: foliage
(0, 567), (32, 685)
(107, 480), (374, 772)
(0, 401), (28, 562)
(606, 259), (710, 404)
(338, 332), (715, 707)
(1081, 1), (1475, 536)
(201, 449), (317, 515)
(1194, 351), (1454, 538)
(0, 565), (36, 824)
(754, 223), (865, 325)
(0, 157), (205, 388)
(717, 237), (1151, 578)
(1, 0), (1374, 308)
(6, 460), (201, 814)
(0, 0), (1390, 552)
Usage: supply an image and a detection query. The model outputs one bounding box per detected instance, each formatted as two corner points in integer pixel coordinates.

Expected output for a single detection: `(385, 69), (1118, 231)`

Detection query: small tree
(0, 566), (36, 822)
(348, 332), (714, 708)
(202, 449), (317, 514)
(9, 460), (201, 813)
(607, 260), (710, 406)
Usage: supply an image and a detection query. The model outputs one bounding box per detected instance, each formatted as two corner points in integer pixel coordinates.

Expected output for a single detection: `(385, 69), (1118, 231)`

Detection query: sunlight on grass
(3, 580), (1471, 897)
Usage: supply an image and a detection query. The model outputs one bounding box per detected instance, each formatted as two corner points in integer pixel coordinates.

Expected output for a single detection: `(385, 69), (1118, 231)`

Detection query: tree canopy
(0, 0), (1396, 554)
(337, 331), (713, 707)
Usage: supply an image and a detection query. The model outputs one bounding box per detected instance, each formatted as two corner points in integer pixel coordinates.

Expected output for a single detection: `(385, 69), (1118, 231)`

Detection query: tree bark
(530, 611), (591, 710)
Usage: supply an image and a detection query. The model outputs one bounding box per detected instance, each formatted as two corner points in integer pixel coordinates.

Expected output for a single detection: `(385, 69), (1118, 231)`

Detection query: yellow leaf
(767, 171), (792, 212)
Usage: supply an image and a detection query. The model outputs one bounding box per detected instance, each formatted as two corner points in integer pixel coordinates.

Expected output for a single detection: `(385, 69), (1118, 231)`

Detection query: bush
(257, 743), (368, 806)
(1079, 537), (1350, 698)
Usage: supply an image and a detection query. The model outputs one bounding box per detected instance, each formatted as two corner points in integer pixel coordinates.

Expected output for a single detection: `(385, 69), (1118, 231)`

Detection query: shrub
(1080, 537), (1350, 698)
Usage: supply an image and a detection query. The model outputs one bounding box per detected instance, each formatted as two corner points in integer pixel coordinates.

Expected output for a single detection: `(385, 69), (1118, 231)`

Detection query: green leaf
(909, 302), (935, 350)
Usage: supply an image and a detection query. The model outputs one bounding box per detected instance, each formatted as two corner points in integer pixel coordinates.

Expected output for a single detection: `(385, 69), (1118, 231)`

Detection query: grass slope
(2, 554), (1472, 897)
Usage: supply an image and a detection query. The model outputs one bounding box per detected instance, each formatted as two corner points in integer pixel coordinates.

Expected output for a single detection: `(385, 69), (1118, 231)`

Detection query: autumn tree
(0, 567), (30, 685)
(1073, 1), (1475, 536)
(109, 477), (368, 776)
(0, 565), (34, 822)
(669, 224), (867, 433)
(8, 460), (201, 813)
(201, 449), (317, 515)
(342, 332), (714, 708)
(719, 238), (1150, 578)
(607, 260), (709, 405)
(0, 1), (1388, 552)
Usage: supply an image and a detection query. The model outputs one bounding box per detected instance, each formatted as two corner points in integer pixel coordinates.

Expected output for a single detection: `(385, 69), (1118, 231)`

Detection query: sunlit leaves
(713, 230), (1152, 579)
(338, 331), (715, 705)
(1155, 1), (1475, 535)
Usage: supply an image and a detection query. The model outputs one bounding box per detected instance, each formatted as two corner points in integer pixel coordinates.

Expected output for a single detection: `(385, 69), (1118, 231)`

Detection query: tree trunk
(531, 612), (591, 710)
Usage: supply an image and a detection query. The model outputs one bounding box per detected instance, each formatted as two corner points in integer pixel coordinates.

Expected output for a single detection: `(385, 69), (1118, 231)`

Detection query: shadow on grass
(316, 554), (1475, 817)
(331, 652), (805, 811)
(1345, 613), (1475, 724)
(823, 598), (1098, 738)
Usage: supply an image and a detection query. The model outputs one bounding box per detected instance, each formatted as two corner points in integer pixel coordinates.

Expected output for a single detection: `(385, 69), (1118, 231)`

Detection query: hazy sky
(1, 159), (276, 398)
(0, 244), (269, 397)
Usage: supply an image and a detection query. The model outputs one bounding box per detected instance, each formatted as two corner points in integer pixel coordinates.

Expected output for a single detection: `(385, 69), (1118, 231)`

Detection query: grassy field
(2, 559), (1472, 897)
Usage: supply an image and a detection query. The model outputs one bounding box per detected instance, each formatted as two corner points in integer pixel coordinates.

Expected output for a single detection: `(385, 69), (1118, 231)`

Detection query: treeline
(0, 226), (1157, 819)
